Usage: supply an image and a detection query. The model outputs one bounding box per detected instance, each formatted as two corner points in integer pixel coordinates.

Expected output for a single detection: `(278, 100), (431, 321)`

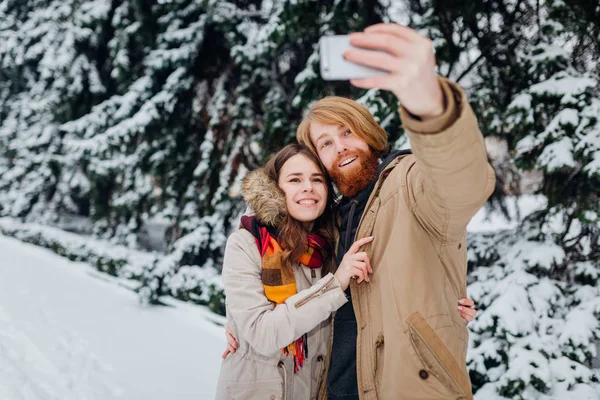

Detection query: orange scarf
(241, 215), (330, 371)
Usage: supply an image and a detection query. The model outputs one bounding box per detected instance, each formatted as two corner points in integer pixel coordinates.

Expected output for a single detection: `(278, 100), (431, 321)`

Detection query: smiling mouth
(338, 156), (357, 168)
(297, 199), (318, 206)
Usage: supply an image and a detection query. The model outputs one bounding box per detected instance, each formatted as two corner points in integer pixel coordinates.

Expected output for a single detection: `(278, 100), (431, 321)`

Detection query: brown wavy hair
(263, 144), (336, 275)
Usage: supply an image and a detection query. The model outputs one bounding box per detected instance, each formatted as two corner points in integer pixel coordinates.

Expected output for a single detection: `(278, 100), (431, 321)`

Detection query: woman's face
(278, 154), (328, 228)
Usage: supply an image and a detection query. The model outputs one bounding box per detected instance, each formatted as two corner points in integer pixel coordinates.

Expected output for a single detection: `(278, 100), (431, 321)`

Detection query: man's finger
(344, 49), (400, 73)
(349, 75), (395, 91)
(363, 23), (421, 42)
(222, 349), (231, 359)
(226, 334), (238, 349)
(226, 332), (237, 345)
(349, 32), (410, 58)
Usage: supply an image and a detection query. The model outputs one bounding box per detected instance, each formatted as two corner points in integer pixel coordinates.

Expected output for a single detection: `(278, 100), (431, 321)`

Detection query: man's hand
(344, 23), (444, 120)
(221, 323), (238, 359)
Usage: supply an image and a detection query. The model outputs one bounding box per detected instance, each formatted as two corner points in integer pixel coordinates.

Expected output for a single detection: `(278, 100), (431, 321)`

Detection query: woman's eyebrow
(285, 172), (323, 178)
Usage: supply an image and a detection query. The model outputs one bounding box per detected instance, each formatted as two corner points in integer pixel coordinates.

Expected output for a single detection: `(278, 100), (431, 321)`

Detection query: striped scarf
(240, 215), (330, 372)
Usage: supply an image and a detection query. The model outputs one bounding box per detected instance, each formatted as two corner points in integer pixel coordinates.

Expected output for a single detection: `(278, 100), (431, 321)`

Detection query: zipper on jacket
(311, 269), (316, 280)
(278, 360), (287, 399)
(316, 355), (325, 391)
(317, 311), (335, 400)
(294, 275), (336, 308)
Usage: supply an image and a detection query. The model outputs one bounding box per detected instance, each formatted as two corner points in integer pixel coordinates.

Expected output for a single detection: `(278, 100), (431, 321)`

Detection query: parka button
(269, 395), (276, 400)
(419, 369), (429, 380)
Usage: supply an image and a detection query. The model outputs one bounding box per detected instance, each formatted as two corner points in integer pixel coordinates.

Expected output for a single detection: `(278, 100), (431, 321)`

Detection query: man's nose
(335, 138), (347, 155)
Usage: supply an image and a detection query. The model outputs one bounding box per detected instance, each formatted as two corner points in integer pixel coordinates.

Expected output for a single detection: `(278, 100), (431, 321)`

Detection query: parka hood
(241, 168), (287, 227)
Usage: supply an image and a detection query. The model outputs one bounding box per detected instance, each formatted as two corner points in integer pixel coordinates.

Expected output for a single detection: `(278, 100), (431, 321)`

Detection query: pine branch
(455, 53), (486, 84)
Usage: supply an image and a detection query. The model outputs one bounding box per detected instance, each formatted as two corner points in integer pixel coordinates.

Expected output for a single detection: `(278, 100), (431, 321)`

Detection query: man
(293, 23), (494, 400)
(224, 23), (492, 399)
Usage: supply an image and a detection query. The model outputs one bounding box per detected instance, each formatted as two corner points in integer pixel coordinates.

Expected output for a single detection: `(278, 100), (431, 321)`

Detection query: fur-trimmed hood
(241, 168), (287, 227)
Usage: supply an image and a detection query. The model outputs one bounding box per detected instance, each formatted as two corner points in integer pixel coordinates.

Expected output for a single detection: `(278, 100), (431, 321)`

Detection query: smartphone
(319, 35), (389, 81)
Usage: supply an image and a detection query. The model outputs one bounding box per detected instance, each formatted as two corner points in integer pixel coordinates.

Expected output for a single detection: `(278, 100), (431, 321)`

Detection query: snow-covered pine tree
(0, 0), (109, 222)
(0, 0), (399, 312)
(0, 0), (254, 311)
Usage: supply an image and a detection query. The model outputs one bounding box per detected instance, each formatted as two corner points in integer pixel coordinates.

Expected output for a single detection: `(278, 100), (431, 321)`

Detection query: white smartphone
(319, 35), (389, 81)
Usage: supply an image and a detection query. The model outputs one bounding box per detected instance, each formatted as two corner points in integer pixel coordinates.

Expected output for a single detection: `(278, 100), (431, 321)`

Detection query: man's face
(309, 121), (378, 198)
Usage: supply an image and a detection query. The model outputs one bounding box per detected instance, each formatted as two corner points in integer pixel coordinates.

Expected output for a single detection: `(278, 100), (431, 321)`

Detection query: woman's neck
(302, 222), (314, 232)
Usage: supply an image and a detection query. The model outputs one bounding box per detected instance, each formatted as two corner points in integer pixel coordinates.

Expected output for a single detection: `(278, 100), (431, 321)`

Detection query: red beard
(329, 149), (379, 198)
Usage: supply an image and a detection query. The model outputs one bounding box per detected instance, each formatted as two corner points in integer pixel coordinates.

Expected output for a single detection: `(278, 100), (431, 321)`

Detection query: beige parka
(215, 168), (348, 400)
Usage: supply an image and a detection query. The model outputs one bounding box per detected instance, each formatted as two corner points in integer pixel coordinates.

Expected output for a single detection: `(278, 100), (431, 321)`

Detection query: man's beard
(329, 149), (379, 198)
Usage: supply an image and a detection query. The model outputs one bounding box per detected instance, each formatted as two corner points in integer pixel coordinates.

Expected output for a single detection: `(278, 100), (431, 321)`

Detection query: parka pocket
(406, 312), (472, 399)
(226, 378), (283, 400)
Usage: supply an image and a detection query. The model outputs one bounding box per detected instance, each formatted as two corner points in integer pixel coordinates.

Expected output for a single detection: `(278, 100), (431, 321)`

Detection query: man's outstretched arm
(345, 23), (495, 242)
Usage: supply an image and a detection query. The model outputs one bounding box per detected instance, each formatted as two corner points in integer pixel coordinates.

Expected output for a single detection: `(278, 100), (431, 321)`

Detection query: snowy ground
(0, 235), (225, 400)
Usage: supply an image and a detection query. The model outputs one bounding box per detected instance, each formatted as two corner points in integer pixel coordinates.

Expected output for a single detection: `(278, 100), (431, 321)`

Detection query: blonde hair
(296, 96), (389, 155)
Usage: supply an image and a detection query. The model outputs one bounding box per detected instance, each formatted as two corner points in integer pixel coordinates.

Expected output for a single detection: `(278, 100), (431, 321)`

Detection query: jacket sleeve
(400, 77), (496, 244)
(222, 230), (348, 357)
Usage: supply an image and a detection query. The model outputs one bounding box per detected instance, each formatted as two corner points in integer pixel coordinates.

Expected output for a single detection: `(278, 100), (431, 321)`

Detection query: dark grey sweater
(327, 150), (411, 400)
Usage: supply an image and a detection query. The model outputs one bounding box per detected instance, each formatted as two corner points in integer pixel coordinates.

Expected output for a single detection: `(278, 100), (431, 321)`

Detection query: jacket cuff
(323, 273), (349, 309)
(399, 77), (460, 135)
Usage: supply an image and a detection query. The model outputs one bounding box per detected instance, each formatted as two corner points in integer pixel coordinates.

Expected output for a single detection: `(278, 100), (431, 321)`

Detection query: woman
(216, 144), (372, 399)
